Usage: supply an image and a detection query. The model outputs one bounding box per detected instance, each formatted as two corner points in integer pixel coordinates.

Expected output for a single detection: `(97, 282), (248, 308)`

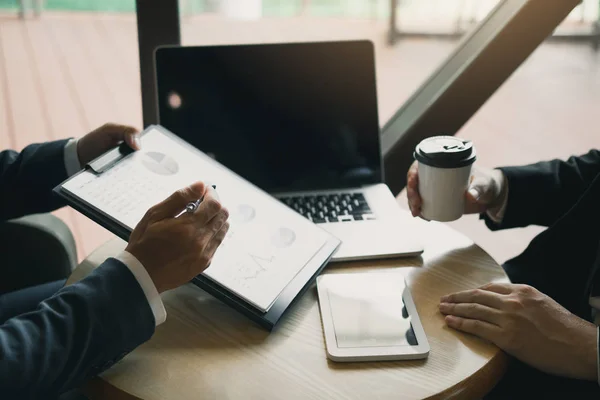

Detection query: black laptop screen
(155, 41), (382, 193)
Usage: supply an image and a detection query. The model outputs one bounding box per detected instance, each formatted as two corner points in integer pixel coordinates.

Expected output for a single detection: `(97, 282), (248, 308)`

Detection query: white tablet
(316, 271), (430, 362)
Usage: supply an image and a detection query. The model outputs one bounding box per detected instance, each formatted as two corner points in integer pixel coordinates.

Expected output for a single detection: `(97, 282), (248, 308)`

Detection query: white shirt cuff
(486, 176), (509, 223)
(63, 138), (82, 177)
(115, 250), (167, 326)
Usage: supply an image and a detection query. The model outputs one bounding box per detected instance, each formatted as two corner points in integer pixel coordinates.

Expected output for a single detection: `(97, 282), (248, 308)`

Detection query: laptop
(154, 40), (423, 261)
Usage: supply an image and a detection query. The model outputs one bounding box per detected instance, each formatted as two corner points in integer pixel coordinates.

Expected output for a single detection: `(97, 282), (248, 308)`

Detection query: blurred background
(0, 0), (599, 264)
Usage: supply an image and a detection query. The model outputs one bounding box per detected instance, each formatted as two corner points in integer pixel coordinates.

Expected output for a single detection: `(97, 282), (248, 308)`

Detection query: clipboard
(54, 125), (341, 331)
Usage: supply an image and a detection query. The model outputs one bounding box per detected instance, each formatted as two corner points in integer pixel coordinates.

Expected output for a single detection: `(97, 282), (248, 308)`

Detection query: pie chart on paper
(141, 151), (179, 176)
(271, 227), (296, 248)
(235, 204), (256, 223)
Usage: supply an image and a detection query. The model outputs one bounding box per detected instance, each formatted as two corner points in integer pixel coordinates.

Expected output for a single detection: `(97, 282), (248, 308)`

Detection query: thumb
(137, 181), (207, 230)
(465, 178), (491, 213)
(121, 126), (141, 150)
(153, 182), (207, 221)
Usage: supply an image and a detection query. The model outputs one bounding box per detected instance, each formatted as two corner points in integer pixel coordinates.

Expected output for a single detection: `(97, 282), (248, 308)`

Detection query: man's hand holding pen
(175, 185), (217, 219)
(126, 182), (229, 294)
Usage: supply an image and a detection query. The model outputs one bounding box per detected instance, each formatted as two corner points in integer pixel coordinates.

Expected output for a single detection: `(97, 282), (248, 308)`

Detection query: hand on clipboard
(76, 123), (141, 167)
(62, 124), (230, 295)
(56, 124), (340, 330)
(125, 182), (230, 294)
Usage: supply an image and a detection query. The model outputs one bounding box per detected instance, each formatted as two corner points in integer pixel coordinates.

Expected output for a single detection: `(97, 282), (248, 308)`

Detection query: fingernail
(468, 188), (480, 200)
(134, 136), (141, 149)
(440, 295), (448, 302)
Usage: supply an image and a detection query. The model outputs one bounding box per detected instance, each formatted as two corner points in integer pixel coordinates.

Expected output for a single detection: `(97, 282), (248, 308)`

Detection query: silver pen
(175, 184), (217, 218)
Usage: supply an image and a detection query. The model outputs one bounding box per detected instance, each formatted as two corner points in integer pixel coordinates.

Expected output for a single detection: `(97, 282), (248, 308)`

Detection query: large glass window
(0, 1), (141, 259)
(178, 0), (598, 125)
(2, 0), (598, 262)
(170, 1), (600, 264)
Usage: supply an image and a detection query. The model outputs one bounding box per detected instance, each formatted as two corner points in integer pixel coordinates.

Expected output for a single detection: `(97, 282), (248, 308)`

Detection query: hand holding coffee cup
(407, 136), (505, 222)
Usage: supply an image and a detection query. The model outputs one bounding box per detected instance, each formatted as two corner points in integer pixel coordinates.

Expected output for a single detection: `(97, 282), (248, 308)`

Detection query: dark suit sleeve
(0, 258), (156, 399)
(483, 149), (600, 230)
(0, 140), (70, 222)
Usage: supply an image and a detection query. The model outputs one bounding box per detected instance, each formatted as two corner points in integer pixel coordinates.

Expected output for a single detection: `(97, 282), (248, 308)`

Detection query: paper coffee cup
(414, 136), (476, 222)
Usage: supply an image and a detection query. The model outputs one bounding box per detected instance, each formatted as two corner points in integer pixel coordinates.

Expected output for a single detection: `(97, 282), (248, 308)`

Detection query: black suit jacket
(0, 141), (156, 399)
(483, 150), (600, 319)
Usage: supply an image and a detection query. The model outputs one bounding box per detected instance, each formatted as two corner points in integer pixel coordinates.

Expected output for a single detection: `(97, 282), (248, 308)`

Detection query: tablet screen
(326, 274), (418, 348)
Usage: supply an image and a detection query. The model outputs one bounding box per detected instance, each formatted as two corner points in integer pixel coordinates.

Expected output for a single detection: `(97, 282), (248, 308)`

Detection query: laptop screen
(155, 40), (382, 193)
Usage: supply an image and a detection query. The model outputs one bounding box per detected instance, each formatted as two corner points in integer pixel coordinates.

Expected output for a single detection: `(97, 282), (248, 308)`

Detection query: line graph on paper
(216, 226), (295, 283)
(239, 254), (274, 280)
(189, 192), (327, 310)
(207, 251), (279, 297)
(202, 219), (308, 309)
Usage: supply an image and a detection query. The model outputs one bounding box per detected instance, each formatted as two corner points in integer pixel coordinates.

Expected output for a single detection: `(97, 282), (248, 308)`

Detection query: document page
(62, 126), (333, 311)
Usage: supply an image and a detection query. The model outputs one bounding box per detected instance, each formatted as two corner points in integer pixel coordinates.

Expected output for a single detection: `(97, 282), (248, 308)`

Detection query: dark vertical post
(136, 0), (181, 126)
(388, 0), (398, 45)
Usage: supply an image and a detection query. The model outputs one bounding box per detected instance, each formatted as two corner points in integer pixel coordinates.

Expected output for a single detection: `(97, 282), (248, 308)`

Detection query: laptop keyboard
(278, 192), (375, 224)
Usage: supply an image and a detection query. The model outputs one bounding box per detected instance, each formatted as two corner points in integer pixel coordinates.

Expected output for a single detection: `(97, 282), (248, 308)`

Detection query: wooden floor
(1, 11), (599, 265)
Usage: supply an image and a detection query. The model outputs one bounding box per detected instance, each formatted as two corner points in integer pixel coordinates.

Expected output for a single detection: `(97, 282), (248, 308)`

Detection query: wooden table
(67, 219), (509, 400)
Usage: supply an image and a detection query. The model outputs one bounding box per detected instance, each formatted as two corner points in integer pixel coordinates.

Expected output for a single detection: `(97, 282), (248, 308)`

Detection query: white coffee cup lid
(414, 136), (476, 168)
